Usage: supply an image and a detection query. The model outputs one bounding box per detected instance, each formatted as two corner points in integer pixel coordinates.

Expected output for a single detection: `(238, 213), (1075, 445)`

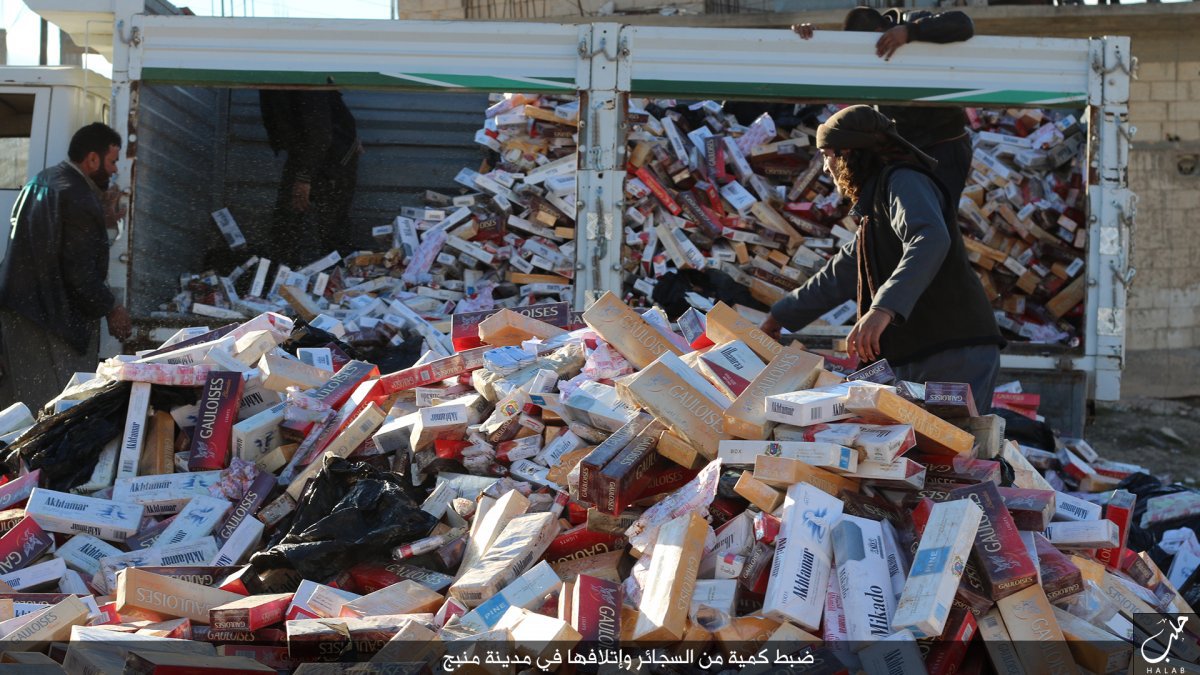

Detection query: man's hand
(107, 304), (132, 342)
(291, 180), (312, 212)
(875, 25), (911, 60)
(791, 23), (814, 40)
(846, 307), (893, 362)
(760, 314), (783, 341)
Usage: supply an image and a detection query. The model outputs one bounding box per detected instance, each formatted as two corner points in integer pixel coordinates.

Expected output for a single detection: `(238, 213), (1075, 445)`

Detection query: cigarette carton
(857, 630), (926, 675)
(851, 457), (926, 490)
(976, 609), (1024, 675)
(923, 382), (978, 419)
(724, 349), (824, 440)
(853, 424), (916, 464)
(0, 517), (53, 576)
(116, 568), (244, 624)
(996, 585), (1075, 675)
(189, 372), (244, 471)
(1095, 489), (1135, 571)
(25, 488), (144, 542)
(697, 341), (766, 399)
(995, 487), (1056, 531)
(54, 534), (121, 577)
(582, 292), (684, 370)
(0, 471), (38, 511)
(764, 381), (863, 427)
(459, 561), (560, 631)
(0, 596), (88, 650)
(718, 440), (856, 472)
(949, 482), (1038, 600)
(1052, 605), (1131, 673)
(339, 580), (443, 619)
(1053, 491), (1102, 522)
(594, 432), (659, 517)
(832, 515), (894, 644)
(633, 512), (708, 643)
(155, 496), (231, 548)
(232, 402), (286, 464)
(210, 516), (264, 567)
(625, 356), (728, 461)
(113, 471), (225, 516)
(763, 483), (844, 631)
(753, 455), (860, 496)
(844, 386), (974, 455)
(733, 473), (784, 513)
(210, 593), (293, 632)
(117, 382), (153, 479)
(891, 499), (982, 638)
(1045, 520), (1120, 548)
(451, 512), (559, 607)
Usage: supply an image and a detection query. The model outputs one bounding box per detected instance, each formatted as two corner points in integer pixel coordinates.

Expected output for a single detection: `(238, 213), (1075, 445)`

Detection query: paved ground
(1085, 396), (1200, 485)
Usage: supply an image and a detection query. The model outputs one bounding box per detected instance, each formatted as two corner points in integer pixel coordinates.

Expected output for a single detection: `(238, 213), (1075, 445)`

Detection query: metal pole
(38, 18), (48, 65)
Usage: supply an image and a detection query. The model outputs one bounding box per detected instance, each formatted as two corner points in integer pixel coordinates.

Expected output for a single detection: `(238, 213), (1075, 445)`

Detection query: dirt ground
(1085, 396), (1200, 485)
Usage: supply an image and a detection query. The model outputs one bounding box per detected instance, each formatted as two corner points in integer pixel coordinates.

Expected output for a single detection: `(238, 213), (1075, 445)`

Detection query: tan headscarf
(816, 105), (938, 172)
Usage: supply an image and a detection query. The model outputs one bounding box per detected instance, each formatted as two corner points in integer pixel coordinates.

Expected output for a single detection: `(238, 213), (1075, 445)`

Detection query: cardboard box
(891, 499), (982, 638)
(633, 512), (708, 643)
(724, 349), (824, 440)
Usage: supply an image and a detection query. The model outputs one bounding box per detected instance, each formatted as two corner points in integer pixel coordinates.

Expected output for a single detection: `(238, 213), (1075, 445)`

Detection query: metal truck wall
(128, 86), (486, 317)
(129, 84), (222, 317)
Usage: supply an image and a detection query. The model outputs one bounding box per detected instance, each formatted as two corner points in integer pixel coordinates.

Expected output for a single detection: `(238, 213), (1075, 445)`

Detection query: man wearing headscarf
(760, 106), (1004, 412)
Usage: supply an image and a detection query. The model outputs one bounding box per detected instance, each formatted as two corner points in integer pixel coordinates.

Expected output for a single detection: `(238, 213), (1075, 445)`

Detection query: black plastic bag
(250, 456), (438, 580)
(991, 408), (1056, 452)
(652, 269), (767, 321)
(0, 380), (130, 490)
(280, 319), (366, 362)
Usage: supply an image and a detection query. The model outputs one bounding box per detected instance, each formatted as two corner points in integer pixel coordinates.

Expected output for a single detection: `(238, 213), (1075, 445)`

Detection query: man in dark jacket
(260, 89), (363, 265)
(0, 122), (132, 410)
(760, 106), (1003, 412)
(795, 7), (976, 204)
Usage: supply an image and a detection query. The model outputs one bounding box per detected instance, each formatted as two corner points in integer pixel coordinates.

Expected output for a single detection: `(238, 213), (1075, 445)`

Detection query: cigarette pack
(379, 346), (489, 395)
(25, 488), (144, 542)
(702, 302), (785, 364)
(844, 386), (974, 455)
(633, 511), (708, 643)
(1045, 520), (1120, 548)
(764, 381), (861, 427)
(996, 585), (1075, 675)
(0, 517), (53, 576)
(914, 454), (1001, 486)
(210, 593), (293, 632)
(853, 424), (917, 463)
(718, 440), (856, 472)
(155, 495), (231, 548)
(459, 561), (560, 631)
(189, 372), (244, 471)
(891, 499), (982, 638)
(458, 490), (530, 580)
(339, 580), (443, 618)
(582, 292), (684, 370)
(763, 483), (844, 631)
(451, 512), (558, 607)
(846, 359), (897, 385)
(995, 487), (1056, 531)
(594, 432), (659, 516)
(116, 568), (244, 624)
(753, 455), (860, 496)
(923, 382), (978, 419)
(832, 515), (894, 643)
(724, 349), (824, 440)
(117, 382), (153, 479)
(1095, 489), (1135, 570)
(949, 482), (1038, 600)
(625, 356), (728, 461)
(210, 516), (264, 567)
(733, 472), (784, 513)
(1053, 491), (1102, 522)
(54, 534), (121, 577)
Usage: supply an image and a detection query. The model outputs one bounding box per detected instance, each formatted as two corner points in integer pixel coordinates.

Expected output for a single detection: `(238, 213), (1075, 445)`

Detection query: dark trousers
(0, 311), (98, 413)
(271, 155), (359, 266)
(893, 344), (1002, 414)
(924, 134), (973, 209)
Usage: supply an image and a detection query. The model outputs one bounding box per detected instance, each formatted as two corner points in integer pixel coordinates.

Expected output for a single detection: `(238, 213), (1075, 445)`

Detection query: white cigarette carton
(763, 483), (844, 631)
(232, 402), (287, 463)
(1052, 491), (1102, 522)
(154, 496), (231, 547)
(112, 471), (224, 516)
(0, 558), (66, 591)
(459, 561), (561, 631)
(116, 382), (152, 479)
(26, 488), (144, 542)
(832, 515), (894, 644)
(717, 440), (856, 472)
(891, 499), (982, 638)
(1044, 520), (1120, 549)
(55, 534), (122, 577)
(766, 382), (892, 427)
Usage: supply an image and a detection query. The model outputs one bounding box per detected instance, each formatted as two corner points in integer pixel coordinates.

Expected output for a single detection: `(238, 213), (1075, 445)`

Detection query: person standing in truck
(794, 7), (976, 204)
(0, 122), (132, 410)
(259, 87), (364, 265)
(759, 106), (1004, 413)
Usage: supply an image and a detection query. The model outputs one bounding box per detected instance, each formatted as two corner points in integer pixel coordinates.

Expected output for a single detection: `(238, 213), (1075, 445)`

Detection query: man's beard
(831, 161), (860, 204)
(90, 169), (112, 190)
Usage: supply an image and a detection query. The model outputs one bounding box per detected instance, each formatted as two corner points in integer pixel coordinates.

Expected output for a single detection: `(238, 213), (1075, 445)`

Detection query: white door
(0, 87), (51, 262)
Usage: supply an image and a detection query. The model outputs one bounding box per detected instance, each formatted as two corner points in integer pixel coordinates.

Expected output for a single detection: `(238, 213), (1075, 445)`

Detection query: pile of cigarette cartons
(0, 290), (1192, 672)
(163, 93), (580, 358)
(617, 100), (1088, 347)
